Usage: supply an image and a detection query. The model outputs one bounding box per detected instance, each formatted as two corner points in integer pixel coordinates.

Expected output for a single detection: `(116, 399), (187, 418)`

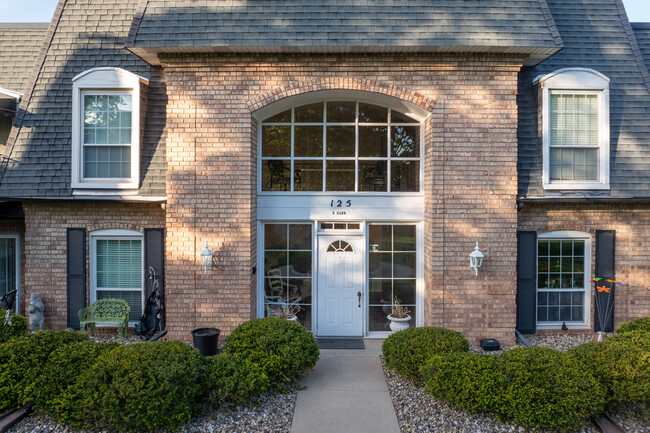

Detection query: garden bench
(79, 299), (130, 344)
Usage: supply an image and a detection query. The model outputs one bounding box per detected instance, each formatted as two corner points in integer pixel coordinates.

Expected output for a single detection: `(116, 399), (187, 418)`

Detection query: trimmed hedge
(423, 347), (606, 432)
(206, 353), (271, 407)
(29, 340), (118, 414)
(0, 310), (28, 342)
(382, 327), (469, 379)
(55, 341), (206, 432)
(224, 317), (319, 387)
(0, 330), (88, 412)
(568, 337), (650, 413)
(617, 317), (650, 335)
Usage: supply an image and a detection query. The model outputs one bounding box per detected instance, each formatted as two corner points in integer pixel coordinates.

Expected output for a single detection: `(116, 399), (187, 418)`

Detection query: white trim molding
(537, 68), (610, 191)
(537, 230), (592, 330)
(71, 68), (147, 190)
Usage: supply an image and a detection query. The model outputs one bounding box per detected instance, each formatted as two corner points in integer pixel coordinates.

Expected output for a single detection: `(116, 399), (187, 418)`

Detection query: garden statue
(28, 293), (44, 332)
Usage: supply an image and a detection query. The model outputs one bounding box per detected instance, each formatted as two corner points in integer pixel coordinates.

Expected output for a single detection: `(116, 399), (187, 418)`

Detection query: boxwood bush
(0, 330), (88, 412)
(54, 341), (206, 432)
(617, 317), (650, 335)
(382, 327), (469, 379)
(224, 317), (319, 387)
(423, 347), (605, 432)
(568, 338), (650, 413)
(0, 310), (28, 342)
(29, 340), (118, 413)
(206, 352), (271, 407)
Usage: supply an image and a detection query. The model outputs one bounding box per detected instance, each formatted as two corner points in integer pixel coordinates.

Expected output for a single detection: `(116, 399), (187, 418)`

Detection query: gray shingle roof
(0, 0), (166, 199)
(126, 0), (563, 66)
(632, 23), (650, 75)
(518, 0), (650, 199)
(0, 23), (48, 95)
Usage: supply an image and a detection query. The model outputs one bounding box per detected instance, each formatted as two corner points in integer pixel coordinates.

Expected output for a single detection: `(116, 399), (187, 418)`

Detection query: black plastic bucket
(191, 328), (220, 356)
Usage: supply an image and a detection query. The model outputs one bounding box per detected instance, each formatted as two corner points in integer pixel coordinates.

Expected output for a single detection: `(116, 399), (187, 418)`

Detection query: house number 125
(331, 200), (352, 208)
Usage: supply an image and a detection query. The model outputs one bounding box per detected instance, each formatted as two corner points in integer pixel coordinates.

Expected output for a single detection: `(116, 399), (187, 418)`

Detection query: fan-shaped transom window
(260, 101), (421, 193)
(327, 240), (354, 253)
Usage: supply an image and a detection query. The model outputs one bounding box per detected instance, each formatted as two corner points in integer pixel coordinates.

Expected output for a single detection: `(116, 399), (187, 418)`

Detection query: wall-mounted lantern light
(200, 241), (214, 274)
(469, 242), (485, 276)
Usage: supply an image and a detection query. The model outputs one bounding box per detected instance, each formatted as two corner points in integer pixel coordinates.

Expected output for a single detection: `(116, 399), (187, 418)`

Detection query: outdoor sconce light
(200, 241), (214, 274)
(469, 242), (485, 276)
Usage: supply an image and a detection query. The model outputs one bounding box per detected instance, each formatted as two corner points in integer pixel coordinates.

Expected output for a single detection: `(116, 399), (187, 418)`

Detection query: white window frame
(0, 234), (20, 314)
(536, 68), (610, 190)
(71, 67), (148, 190)
(537, 230), (591, 330)
(89, 229), (144, 325)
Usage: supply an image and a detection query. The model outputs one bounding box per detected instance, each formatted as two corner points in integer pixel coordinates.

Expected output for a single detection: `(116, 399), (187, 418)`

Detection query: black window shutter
(517, 231), (537, 334)
(66, 228), (86, 329)
(595, 230), (615, 332)
(144, 228), (165, 326)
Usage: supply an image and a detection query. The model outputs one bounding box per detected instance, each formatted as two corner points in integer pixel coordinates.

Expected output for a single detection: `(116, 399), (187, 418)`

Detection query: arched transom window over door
(260, 101), (422, 193)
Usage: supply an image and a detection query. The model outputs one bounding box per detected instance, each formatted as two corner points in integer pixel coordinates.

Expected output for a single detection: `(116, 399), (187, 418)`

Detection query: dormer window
(71, 68), (148, 190)
(536, 68), (610, 190)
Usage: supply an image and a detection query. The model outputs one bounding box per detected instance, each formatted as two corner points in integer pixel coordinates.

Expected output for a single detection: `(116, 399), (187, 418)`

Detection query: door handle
(357, 291), (361, 308)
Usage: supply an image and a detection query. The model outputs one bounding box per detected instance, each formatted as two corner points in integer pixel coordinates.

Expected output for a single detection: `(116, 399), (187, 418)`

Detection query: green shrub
(498, 347), (606, 432)
(224, 317), (319, 386)
(0, 330), (88, 412)
(607, 330), (650, 350)
(29, 340), (118, 413)
(568, 340), (650, 412)
(422, 352), (508, 414)
(0, 310), (28, 342)
(54, 341), (206, 432)
(382, 327), (469, 379)
(206, 352), (270, 407)
(617, 317), (650, 334)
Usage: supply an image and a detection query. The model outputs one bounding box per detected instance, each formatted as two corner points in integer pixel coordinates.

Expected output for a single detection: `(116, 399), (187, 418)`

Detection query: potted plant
(387, 297), (411, 332)
(269, 303), (301, 322)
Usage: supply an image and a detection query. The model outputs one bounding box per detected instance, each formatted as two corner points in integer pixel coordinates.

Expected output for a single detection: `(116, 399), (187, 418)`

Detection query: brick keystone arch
(246, 77), (437, 113)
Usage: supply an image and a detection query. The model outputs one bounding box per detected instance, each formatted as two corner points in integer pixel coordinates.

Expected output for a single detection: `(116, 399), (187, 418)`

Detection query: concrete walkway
(291, 339), (400, 433)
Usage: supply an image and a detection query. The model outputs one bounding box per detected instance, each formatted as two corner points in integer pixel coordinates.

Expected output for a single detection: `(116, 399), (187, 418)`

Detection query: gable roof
(0, 0), (166, 200)
(125, 0), (563, 66)
(632, 23), (650, 76)
(0, 23), (48, 97)
(518, 0), (650, 200)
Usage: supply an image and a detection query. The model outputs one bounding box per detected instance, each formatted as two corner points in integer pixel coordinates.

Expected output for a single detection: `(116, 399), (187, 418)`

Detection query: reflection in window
(368, 224), (416, 332)
(263, 224), (312, 329)
(260, 101), (421, 192)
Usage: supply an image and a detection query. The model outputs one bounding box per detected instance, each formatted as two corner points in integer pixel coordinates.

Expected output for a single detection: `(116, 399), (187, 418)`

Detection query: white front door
(317, 235), (363, 336)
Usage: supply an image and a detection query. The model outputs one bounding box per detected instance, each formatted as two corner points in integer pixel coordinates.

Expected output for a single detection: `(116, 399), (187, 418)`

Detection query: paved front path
(291, 339), (400, 433)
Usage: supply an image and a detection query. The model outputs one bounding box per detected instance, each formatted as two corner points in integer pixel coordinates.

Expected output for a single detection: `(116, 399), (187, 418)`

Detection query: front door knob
(357, 291), (361, 308)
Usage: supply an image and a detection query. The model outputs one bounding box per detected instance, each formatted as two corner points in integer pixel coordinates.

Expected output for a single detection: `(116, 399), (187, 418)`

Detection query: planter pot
(387, 314), (411, 332)
(287, 316), (298, 322)
(191, 327), (220, 356)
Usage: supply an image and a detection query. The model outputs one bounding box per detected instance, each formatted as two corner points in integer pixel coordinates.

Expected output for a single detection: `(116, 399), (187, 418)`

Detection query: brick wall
(22, 202), (164, 329)
(163, 53), (523, 345)
(519, 202), (650, 330)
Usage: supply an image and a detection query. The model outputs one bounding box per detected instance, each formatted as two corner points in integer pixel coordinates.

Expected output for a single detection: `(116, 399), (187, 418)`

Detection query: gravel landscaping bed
(7, 390), (297, 433)
(384, 333), (649, 433)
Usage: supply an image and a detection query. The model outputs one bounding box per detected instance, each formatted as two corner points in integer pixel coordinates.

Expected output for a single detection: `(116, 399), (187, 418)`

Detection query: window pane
(262, 126), (290, 157)
(326, 101), (355, 123)
(295, 126), (323, 157)
(393, 225), (416, 251)
(264, 251), (287, 276)
(294, 160), (323, 191)
(391, 110), (418, 123)
(264, 109), (291, 123)
(393, 253), (416, 278)
(359, 103), (387, 123)
(96, 239), (141, 289)
(288, 224), (312, 250)
(264, 224), (287, 250)
(358, 160), (387, 192)
(326, 126), (355, 157)
(295, 103), (323, 123)
(0, 238), (17, 297)
(83, 146), (130, 179)
(369, 279), (392, 305)
(369, 253), (392, 278)
(369, 225), (391, 252)
(325, 160), (355, 191)
(289, 252), (311, 276)
(550, 94), (598, 147)
(369, 306), (390, 331)
(289, 278), (312, 304)
(394, 280), (416, 305)
(359, 126), (387, 158)
(391, 126), (419, 157)
(261, 160), (290, 191)
(391, 161), (419, 192)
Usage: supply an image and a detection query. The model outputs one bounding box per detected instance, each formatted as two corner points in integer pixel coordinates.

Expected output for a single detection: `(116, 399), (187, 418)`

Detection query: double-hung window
(71, 68), (148, 190)
(90, 230), (143, 322)
(0, 235), (20, 312)
(538, 69), (610, 190)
